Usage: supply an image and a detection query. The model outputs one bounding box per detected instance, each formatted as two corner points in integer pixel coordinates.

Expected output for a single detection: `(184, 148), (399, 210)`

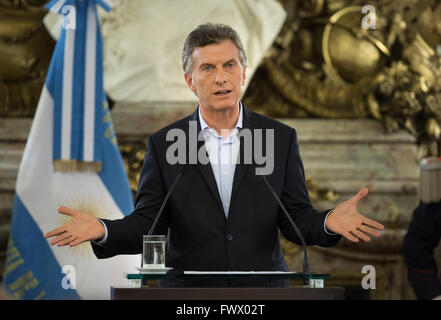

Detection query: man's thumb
(353, 188), (368, 202)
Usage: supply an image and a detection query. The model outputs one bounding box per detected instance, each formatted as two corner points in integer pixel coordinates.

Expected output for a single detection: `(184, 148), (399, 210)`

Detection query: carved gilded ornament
(0, 0), (54, 117)
(244, 0), (441, 157)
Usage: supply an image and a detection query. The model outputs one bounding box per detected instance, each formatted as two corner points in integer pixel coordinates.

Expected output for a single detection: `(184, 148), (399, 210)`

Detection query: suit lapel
(197, 139), (225, 214)
(187, 108), (225, 216)
(228, 105), (256, 214)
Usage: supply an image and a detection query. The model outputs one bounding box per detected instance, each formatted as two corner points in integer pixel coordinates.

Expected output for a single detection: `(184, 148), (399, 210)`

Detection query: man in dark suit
(45, 23), (384, 287)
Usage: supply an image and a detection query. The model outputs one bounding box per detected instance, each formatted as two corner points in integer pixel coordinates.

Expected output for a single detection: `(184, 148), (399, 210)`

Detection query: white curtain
(44, 0), (286, 103)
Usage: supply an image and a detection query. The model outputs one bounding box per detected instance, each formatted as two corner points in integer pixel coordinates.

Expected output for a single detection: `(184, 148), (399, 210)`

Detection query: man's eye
(226, 63), (235, 68)
(202, 66), (212, 71)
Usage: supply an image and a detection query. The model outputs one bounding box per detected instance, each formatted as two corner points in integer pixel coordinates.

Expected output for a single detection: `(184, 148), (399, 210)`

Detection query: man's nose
(215, 69), (227, 84)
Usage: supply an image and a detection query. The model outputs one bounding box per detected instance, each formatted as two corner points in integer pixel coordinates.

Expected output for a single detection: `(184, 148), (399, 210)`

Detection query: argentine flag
(2, 0), (139, 299)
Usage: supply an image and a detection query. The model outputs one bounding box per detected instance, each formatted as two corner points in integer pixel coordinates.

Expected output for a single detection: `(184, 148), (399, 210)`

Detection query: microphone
(257, 169), (310, 283)
(147, 165), (189, 236)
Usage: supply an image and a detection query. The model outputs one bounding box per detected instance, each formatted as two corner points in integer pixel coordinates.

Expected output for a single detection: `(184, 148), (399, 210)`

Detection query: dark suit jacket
(403, 202), (441, 299)
(91, 104), (341, 286)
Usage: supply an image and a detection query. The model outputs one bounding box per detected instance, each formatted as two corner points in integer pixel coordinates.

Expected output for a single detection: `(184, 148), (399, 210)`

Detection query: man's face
(184, 40), (246, 113)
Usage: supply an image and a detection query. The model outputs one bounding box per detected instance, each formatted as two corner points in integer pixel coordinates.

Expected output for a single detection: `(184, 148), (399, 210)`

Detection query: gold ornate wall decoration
(0, 0), (54, 117)
(119, 142), (146, 195)
(305, 175), (339, 202)
(243, 0), (441, 157)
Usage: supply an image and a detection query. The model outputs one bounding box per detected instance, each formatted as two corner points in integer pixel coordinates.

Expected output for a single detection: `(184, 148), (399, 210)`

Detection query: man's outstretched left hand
(325, 188), (384, 242)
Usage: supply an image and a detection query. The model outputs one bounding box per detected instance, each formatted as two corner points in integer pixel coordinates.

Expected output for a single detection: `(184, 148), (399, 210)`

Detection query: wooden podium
(112, 271), (345, 300)
(111, 286), (345, 300)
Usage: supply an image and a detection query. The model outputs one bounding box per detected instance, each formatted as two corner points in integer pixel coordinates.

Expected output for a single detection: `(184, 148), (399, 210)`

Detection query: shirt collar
(198, 102), (243, 132)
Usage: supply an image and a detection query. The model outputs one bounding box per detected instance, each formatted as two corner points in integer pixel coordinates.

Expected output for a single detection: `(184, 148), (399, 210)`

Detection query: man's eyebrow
(199, 63), (214, 69)
(223, 59), (236, 65)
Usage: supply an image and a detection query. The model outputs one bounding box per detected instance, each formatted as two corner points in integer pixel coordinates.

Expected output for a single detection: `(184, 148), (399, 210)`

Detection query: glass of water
(142, 235), (165, 268)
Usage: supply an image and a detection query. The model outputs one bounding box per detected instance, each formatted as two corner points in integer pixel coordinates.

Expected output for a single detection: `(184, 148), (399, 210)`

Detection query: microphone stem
(148, 171), (183, 236)
(261, 175), (310, 277)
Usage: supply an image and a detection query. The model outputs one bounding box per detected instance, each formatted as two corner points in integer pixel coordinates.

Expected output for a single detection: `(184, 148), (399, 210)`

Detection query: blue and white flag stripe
(47, 0), (112, 166)
(62, 27), (74, 160)
(83, 3), (97, 162)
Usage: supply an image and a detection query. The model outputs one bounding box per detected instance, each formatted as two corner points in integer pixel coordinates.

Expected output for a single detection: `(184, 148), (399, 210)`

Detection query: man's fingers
(343, 232), (359, 243)
(57, 235), (76, 247)
(362, 217), (384, 231)
(50, 232), (71, 245)
(57, 206), (79, 217)
(45, 206), (79, 240)
(69, 238), (83, 247)
(45, 226), (66, 239)
(351, 229), (371, 242)
(358, 225), (380, 238)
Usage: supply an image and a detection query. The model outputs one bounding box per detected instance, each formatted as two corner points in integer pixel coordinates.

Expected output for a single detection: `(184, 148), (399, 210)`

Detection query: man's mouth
(214, 90), (232, 96)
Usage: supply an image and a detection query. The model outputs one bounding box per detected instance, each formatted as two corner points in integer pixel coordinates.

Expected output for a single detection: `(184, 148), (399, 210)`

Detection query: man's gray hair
(182, 23), (248, 75)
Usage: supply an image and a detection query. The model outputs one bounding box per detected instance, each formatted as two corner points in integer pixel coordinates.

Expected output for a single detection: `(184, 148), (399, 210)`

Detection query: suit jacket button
(226, 233), (233, 241)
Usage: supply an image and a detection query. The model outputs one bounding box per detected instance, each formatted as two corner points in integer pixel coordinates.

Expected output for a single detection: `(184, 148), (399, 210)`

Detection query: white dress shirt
(198, 103), (243, 217)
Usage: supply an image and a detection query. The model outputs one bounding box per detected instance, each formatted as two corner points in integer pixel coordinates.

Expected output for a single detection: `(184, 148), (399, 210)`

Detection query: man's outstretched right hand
(44, 206), (105, 247)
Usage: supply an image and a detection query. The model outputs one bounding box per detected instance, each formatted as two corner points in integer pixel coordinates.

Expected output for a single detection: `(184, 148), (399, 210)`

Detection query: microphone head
(179, 164), (190, 175)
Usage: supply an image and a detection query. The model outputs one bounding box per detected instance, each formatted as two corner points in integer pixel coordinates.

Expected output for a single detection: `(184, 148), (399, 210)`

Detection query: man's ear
(241, 68), (247, 86)
(184, 73), (195, 91)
